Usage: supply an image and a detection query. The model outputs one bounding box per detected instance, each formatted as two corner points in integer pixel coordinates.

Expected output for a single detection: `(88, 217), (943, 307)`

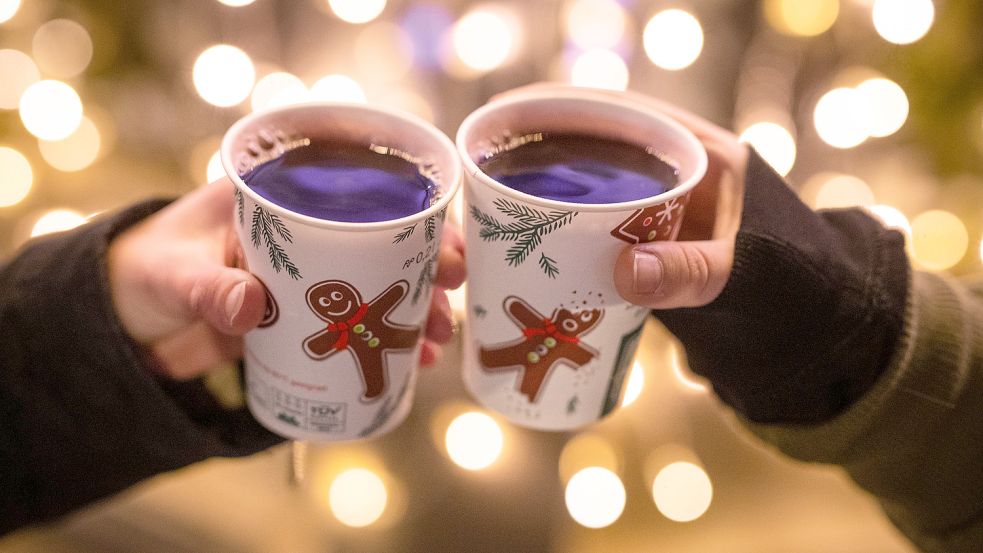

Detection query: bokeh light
(355, 22), (414, 83)
(872, 0), (934, 45)
(652, 461), (713, 522)
(309, 74), (366, 103)
(814, 87), (869, 149)
(739, 121), (797, 176)
(564, 467), (626, 529)
(206, 150), (224, 183)
(0, 146), (32, 207)
(910, 210), (968, 271)
(38, 116), (101, 172)
(193, 45), (256, 107)
(866, 204), (912, 241)
(856, 77), (908, 137)
(570, 49), (628, 90)
(19, 80), (83, 141)
(763, 0), (839, 37)
(217, 0), (256, 6)
(621, 361), (644, 407)
(451, 9), (514, 73)
(31, 209), (87, 237)
(0, 0), (19, 24)
(32, 19), (93, 78)
(565, 0), (628, 50)
(250, 71), (307, 112)
(376, 88), (434, 123)
(559, 434), (620, 484)
(328, 0), (387, 24)
(643, 9), (703, 71)
(328, 468), (388, 527)
(445, 411), (503, 470)
(814, 174), (875, 209)
(0, 49), (40, 109)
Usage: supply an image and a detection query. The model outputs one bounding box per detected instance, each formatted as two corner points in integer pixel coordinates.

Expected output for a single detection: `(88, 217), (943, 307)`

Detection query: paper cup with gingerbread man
(222, 102), (461, 441)
(456, 89), (707, 431)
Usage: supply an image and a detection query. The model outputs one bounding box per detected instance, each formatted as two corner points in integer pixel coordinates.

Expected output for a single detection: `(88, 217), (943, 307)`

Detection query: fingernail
(633, 250), (663, 295)
(225, 281), (247, 325)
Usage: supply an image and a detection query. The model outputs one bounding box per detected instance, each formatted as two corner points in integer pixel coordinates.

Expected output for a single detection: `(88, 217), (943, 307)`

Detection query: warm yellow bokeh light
(309, 74), (366, 103)
(621, 361), (645, 407)
(857, 78), (908, 138)
(0, 49), (40, 110)
(565, 0), (628, 50)
(0, 0), (20, 24)
(565, 467), (626, 529)
(979, 237), (983, 264)
(193, 45), (256, 107)
(38, 116), (101, 172)
(814, 174), (875, 209)
(328, 0), (387, 24)
(31, 209), (87, 237)
(0, 146), (32, 207)
(652, 461), (713, 522)
(250, 71), (307, 112)
(328, 468), (388, 527)
(643, 9), (704, 71)
(445, 411), (503, 470)
(206, 150), (225, 183)
(570, 49), (628, 91)
(559, 433), (619, 484)
(910, 210), (968, 271)
(739, 121), (796, 176)
(452, 9), (514, 72)
(814, 87), (869, 149)
(866, 204), (912, 241)
(872, 0), (934, 45)
(19, 80), (83, 141)
(764, 0), (839, 37)
(217, 0), (256, 6)
(376, 88), (434, 123)
(32, 19), (93, 78)
(355, 22), (414, 83)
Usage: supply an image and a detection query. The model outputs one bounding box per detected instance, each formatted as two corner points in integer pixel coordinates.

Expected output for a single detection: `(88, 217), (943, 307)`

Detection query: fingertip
(225, 271), (266, 335)
(419, 341), (442, 367)
(435, 245), (466, 289)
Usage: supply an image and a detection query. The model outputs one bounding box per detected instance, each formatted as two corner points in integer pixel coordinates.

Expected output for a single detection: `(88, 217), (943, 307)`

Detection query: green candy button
(353, 324), (366, 334)
(544, 337), (557, 348)
(527, 352), (540, 363)
(368, 337), (380, 348)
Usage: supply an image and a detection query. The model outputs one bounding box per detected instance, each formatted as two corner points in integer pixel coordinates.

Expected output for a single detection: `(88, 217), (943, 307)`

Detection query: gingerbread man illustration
(610, 195), (689, 244)
(479, 296), (603, 403)
(303, 280), (420, 401)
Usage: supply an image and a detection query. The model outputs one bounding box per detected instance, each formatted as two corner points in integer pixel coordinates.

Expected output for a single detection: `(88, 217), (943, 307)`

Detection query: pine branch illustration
(412, 257), (434, 304)
(250, 206), (263, 248)
(539, 253), (559, 278)
(438, 206), (447, 222)
(266, 212), (293, 242)
(493, 198), (551, 224)
(234, 188), (244, 226)
(392, 224), (416, 244)
(424, 214), (436, 242)
(505, 230), (542, 267)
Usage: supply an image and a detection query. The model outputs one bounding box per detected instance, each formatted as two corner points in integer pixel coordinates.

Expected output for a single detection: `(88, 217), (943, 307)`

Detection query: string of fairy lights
(0, 0), (981, 535)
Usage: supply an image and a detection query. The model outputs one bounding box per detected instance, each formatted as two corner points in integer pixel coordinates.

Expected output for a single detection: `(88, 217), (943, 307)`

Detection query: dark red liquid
(478, 133), (678, 204)
(242, 138), (438, 223)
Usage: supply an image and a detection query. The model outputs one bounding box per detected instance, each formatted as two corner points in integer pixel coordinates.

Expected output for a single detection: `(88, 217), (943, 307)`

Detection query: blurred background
(1, 0), (980, 551)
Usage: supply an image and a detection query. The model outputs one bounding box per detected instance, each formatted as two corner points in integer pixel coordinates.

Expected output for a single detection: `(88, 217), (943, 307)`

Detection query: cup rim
(455, 89), (708, 213)
(221, 101), (462, 231)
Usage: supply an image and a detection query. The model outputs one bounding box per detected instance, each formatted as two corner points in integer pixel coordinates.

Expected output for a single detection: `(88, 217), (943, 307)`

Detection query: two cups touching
(222, 89), (708, 441)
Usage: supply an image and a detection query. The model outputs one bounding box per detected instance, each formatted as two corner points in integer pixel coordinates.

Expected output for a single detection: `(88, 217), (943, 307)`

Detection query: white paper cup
(456, 89), (707, 431)
(222, 102), (461, 441)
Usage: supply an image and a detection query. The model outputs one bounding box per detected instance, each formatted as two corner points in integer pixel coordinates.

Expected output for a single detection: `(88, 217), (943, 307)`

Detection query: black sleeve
(0, 201), (282, 535)
(654, 148), (910, 424)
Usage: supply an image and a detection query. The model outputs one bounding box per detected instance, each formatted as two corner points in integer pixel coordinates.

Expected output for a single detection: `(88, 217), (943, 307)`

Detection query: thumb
(614, 240), (733, 309)
(184, 266), (268, 335)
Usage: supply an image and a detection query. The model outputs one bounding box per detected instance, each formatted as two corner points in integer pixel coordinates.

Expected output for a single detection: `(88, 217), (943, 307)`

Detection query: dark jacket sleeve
(654, 148), (909, 423)
(0, 201), (281, 535)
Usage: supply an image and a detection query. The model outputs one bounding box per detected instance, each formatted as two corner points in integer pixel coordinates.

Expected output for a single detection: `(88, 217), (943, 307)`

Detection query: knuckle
(680, 246), (712, 294)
